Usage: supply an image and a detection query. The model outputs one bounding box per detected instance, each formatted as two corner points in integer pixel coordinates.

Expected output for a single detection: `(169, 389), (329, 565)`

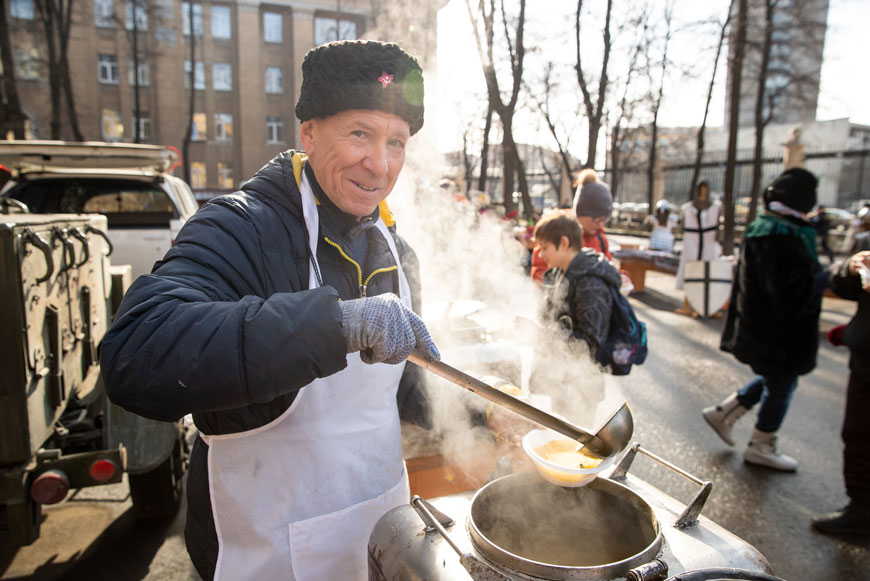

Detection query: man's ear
(559, 235), (571, 251)
(299, 120), (316, 153)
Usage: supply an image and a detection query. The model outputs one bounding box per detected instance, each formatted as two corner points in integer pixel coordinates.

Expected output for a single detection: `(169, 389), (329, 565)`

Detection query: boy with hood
(528, 212), (622, 421)
(703, 168), (829, 471)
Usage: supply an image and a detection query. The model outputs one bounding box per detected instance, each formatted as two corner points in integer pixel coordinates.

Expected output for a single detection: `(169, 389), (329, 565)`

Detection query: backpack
(597, 285), (648, 375)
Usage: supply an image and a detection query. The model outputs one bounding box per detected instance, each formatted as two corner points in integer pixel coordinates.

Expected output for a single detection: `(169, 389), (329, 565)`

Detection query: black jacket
(721, 211), (823, 377)
(541, 248), (622, 357)
(829, 257), (870, 378)
(99, 150), (423, 579)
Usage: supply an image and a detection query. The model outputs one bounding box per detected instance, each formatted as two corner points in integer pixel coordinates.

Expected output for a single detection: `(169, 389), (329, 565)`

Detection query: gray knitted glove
(339, 293), (440, 364)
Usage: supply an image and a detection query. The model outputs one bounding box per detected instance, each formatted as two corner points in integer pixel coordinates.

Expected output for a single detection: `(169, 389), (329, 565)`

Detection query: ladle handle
(407, 351), (607, 455)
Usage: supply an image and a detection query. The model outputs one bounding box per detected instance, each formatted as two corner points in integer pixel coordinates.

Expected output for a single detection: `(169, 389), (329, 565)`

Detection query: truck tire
(128, 431), (186, 520)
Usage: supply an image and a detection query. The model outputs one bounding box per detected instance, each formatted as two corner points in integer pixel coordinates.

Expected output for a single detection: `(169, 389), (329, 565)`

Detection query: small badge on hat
(378, 73), (394, 88)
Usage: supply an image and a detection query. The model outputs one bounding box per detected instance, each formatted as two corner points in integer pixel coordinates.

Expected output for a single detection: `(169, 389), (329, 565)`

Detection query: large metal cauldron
(467, 473), (661, 579)
(369, 444), (778, 581)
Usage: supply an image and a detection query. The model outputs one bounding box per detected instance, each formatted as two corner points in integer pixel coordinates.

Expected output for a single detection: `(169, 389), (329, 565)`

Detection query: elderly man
(100, 40), (439, 580)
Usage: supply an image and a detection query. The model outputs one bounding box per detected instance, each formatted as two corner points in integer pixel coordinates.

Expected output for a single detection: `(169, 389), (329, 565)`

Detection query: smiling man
(100, 40), (439, 581)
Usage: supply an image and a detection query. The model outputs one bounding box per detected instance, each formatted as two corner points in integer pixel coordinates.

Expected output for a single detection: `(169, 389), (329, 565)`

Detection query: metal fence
(603, 148), (870, 213)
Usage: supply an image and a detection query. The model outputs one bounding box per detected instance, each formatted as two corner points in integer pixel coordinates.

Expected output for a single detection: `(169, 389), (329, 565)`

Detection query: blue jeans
(735, 375), (798, 433)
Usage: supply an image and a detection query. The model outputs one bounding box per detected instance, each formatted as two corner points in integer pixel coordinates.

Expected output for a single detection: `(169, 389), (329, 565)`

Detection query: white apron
(677, 199), (722, 289)
(203, 172), (411, 580)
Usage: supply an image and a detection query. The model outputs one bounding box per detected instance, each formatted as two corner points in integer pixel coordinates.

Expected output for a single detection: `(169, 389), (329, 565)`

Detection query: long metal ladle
(407, 351), (634, 459)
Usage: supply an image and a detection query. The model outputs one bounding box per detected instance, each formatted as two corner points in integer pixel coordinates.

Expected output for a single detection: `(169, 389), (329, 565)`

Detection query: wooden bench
(613, 247), (680, 293)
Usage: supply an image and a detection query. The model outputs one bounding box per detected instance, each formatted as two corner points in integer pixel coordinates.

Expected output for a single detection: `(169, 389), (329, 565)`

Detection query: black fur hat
(763, 168), (818, 214)
(294, 40), (424, 135)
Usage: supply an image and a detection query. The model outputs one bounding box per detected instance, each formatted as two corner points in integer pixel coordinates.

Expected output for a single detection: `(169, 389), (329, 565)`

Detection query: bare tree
(690, 5), (733, 199)
(465, 0), (532, 218)
(574, 0), (613, 169)
(644, 1), (674, 212)
(608, 37), (643, 201)
(477, 103), (494, 194)
(0, 0), (27, 138)
(747, 0), (777, 225)
(34, 0), (82, 140)
(523, 62), (578, 191)
(181, 2), (198, 184)
(723, 0), (748, 255)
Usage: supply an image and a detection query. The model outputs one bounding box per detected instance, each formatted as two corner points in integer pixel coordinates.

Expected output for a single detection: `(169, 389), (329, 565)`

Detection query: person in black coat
(702, 168), (829, 471)
(812, 250), (870, 535)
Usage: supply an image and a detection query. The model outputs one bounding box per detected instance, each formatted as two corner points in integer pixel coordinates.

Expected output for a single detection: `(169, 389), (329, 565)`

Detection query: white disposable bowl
(522, 428), (616, 487)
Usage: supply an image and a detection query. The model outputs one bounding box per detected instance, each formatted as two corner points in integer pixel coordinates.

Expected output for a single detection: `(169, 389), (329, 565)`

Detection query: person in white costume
(676, 180), (723, 315)
(101, 40), (441, 580)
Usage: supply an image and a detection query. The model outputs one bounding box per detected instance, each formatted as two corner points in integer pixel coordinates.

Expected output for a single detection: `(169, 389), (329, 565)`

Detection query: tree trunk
(58, 0), (83, 141)
(0, 0), (28, 138)
(36, 0), (62, 139)
(132, 0), (142, 143)
(575, 0), (613, 170)
(722, 0), (748, 256)
(182, 9), (196, 183)
(477, 104), (493, 193)
(690, 4), (732, 198)
(748, 0), (774, 226)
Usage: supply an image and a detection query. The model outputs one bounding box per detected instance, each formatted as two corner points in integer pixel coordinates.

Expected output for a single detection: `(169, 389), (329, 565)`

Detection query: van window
(8, 179), (179, 226)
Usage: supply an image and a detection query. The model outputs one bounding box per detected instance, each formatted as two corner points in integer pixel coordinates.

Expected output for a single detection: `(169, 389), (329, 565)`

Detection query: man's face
(300, 109), (410, 217)
(537, 237), (571, 271)
(577, 215), (606, 235)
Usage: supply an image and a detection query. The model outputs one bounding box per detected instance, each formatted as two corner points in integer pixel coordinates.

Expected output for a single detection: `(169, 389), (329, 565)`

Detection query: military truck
(0, 211), (189, 547)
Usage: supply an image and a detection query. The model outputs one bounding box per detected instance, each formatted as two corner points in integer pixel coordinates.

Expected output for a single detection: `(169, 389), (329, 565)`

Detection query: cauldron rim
(466, 472), (664, 580)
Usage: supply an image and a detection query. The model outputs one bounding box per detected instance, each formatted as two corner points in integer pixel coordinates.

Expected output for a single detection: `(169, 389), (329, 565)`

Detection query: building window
(191, 161), (207, 189)
(266, 116), (284, 144)
(11, 0), (35, 20)
(212, 4), (231, 39)
(263, 12), (282, 43)
(191, 112), (206, 141)
(214, 113), (233, 141)
(182, 2), (203, 36)
(184, 60), (205, 90)
(213, 63), (232, 91)
(94, 0), (115, 27)
(125, 0), (147, 30)
(128, 60), (150, 86)
(98, 54), (120, 84)
(217, 162), (233, 189)
(102, 109), (124, 141)
(265, 66), (283, 94)
(14, 46), (40, 80)
(314, 16), (357, 45)
(131, 115), (152, 141)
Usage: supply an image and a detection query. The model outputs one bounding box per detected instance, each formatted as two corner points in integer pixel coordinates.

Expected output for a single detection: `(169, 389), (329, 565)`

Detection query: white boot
(744, 428), (798, 471)
(702, 392), (748, 446)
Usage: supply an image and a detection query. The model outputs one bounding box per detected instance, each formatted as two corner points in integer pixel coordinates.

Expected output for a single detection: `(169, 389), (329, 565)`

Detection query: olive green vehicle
(0, 204), (189, 546)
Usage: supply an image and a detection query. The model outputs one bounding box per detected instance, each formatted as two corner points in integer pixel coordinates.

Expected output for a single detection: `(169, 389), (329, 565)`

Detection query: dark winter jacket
(829, 256), (870, 378)
(541, 248), (622, 357)
(99, 150), (424, 579)
(721, 211), (823, 377)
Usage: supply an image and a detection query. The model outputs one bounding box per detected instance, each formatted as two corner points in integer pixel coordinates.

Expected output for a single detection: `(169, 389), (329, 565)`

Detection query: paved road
(2, 236), (868, 580)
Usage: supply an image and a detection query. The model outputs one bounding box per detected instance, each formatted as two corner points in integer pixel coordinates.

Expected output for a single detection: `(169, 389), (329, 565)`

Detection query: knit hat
(573, 174), (613, 218)
(763, 168), (817, 214)
(295, 40), (425, 135)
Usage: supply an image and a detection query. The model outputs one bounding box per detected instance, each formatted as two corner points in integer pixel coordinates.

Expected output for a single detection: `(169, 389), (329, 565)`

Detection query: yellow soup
(533, 440), (603, 470)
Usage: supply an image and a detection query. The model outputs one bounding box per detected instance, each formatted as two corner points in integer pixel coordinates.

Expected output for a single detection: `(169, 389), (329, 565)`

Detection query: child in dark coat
(528, 212), (621, 424)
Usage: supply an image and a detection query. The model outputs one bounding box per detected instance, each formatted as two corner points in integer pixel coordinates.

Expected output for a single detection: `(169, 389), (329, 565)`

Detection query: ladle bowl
(407, 351), (634, 459)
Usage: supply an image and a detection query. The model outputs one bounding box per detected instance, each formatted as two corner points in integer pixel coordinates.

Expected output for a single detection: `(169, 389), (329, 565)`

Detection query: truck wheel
(128, 433), (186, 520)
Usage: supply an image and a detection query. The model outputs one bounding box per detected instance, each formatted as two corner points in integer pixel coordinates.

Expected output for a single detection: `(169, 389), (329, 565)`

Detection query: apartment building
(4, 0), (440, 201)
(725, 0), (829, 128)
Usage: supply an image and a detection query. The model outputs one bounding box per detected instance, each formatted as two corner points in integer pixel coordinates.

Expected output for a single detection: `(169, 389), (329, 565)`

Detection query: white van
(0, 141), (199, 280)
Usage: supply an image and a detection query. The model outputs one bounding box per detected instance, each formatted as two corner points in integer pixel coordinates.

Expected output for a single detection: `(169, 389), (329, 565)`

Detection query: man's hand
(339, 293), (440, 364)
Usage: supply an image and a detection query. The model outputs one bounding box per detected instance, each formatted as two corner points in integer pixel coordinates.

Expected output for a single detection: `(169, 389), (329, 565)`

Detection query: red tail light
(89, 459), (118, 482)
(30, 469), (70, 505)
